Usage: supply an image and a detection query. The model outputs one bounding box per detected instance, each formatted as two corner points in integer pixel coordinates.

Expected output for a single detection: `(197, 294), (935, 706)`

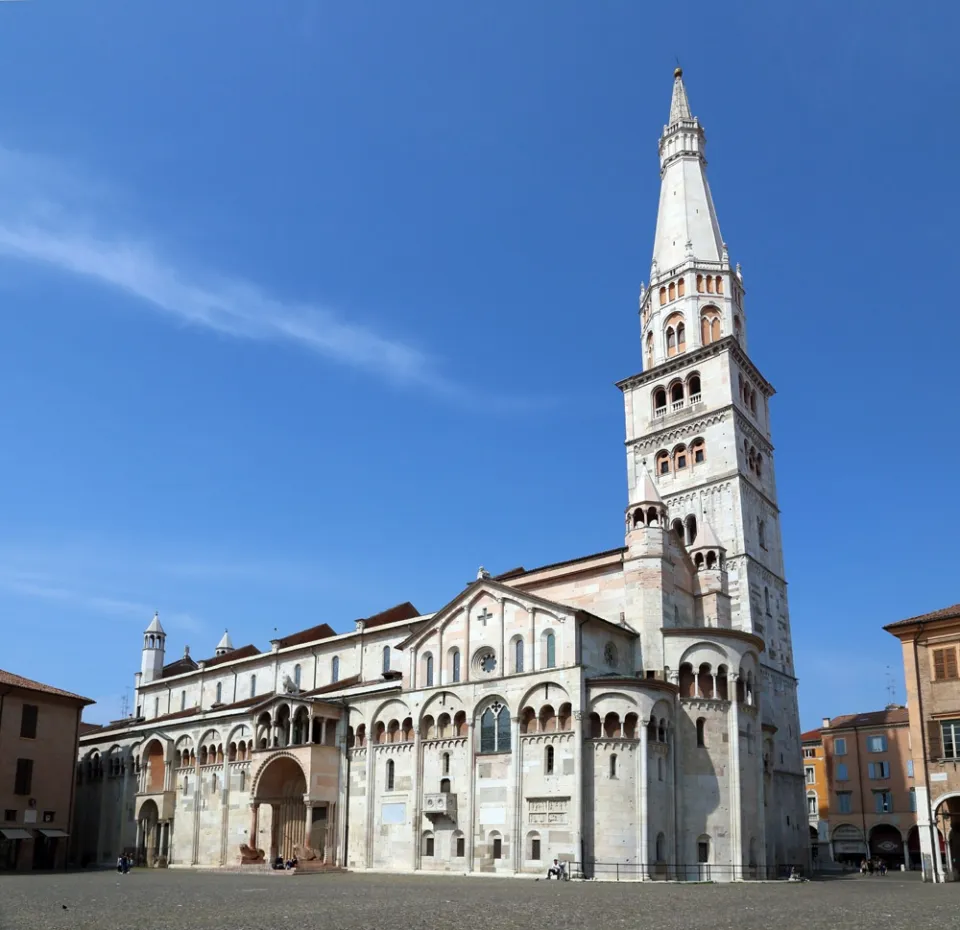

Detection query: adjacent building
(0, 670), (94, 871)
(73, 68), (807, 880)
(886, 602), (960, 881)
(801, 727), (827, 862)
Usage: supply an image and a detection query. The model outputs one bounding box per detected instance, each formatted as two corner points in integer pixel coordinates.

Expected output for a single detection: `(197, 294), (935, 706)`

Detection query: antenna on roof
(885, 665), (898, 706)
(120, 688), (130, 719)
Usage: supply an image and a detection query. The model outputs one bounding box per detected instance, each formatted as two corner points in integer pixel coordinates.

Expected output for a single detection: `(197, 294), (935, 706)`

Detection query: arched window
(691, 439), (705, 464)
(250, 674), (256, 698)
(659, 287), (666, 306)
(545, 745), (555, 774)
(422, 831), (435, 857)
(685, 514), (698, 546)
(687, 374), (701, 399)
(672, 519), (685, 545)
(153, 697), (159, 717)
(750, 390), (757, 414)
(513, 638), (524, 673)
(331, 656), (339, 683)
(757, 518), (767, 549)
(544, 631), (556, 669)
(653, 387), (667, 415)
(755, 453), (763, 477)
(734, 316), (742, 341)
(180, 690), (186, 711)
(668, 281), (676, 301)
(676, 323), (686, 352)
(764, 587), (771, 615)
(673, 444), (687, 471)
(386, 759), (395, 791)
(696, 717), (706, 747)
(697, 274), (704, 293)
(645, 332), (654, 368)
(609, 753), (618, 778)
(479, 702), (511, 754)
(382, 646), (391, 674)
(425, 654), (434, 688)
(716, 276), (724, 295)
(666, 327), (676, 356)
(655, 449), (670, 475)
(293, 664), (302, 688)
(706, 276), (715, 294)
(215, 682), (222, 704)
(677, 277), (685, 297)
(442, 752), (450, 775)
(670, 381), (684, 406)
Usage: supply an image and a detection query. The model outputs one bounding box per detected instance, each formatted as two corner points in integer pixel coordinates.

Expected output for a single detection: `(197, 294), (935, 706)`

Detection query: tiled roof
(79, 721), (104, 735)
(493, 547), (627, 582)
(0, 669), (94, 704)
(826, 707), (909, 730)
(800, 728), (822, 743)
(201, 644), (260, 668)
(274, 623), (337, 649)
(300, 674), (362, 697)
(884, 603), (960, 631)
(361, 602), (420, 630)
(161, 655), (199, 679)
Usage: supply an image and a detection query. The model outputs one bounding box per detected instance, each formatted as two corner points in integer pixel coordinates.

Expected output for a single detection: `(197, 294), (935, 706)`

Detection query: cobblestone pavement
(0, 870), (956, 930)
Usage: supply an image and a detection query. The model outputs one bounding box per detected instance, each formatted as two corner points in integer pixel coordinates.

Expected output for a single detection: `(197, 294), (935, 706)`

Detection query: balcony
(423, 792), (457, 820)
(135, 790), (176, 821)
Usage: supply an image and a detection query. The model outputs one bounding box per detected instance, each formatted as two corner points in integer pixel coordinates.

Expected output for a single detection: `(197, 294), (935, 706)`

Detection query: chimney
(821, 716), (830, 728)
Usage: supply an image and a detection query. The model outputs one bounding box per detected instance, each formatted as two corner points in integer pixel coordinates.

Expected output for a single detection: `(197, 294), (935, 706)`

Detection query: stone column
(411, 727), (422, 870)
(364, 738), (375, 868)
(249, 803), (260, 851)
(135, 819), (144, 864)
(325, 803), (336, 863)
(571, 711), (584, 873)
(670, 677), (682, 872)
(466, 722), (476, 873)
(304, 801), (314, 852)
(728, 677), (743, 880)
(639, 716), (649, 879)
(511, 716), (522, 872)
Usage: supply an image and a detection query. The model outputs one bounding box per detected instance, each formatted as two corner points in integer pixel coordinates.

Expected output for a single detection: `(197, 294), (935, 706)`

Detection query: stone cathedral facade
(72, 70), (807, 879)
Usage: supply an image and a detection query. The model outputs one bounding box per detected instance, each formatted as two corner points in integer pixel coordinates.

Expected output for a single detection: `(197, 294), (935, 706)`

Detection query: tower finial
(669, 66), (692, 124)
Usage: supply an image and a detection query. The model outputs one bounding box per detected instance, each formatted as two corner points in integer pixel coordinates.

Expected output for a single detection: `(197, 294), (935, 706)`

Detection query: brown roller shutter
(927, 720), (943, 760)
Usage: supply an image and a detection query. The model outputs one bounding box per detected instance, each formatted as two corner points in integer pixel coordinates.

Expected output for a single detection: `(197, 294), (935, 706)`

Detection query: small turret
(625, 465), (668, 535)
(140, 611), (166, 684)
(689, 520), (731, 628)
(689, 519), (725, 573)
(214, 629), (234, 658)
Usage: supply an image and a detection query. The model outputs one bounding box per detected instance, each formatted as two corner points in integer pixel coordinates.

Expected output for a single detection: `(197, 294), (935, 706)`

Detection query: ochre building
(0, 669), (93, 871)
(73, 69), (807, 880)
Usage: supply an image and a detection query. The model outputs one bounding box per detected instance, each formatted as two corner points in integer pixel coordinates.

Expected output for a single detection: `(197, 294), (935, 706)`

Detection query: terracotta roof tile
(826, 707), (909, 730)
(201, 644), (260, 668)
(0, 669), (94, 704)
(161, 656), (199, 679)
(800, 728), (822, 742)
(361, 602), (420, 629)
(884, 603), (960, 631)
(274, 623), (337, 649)
(300, 674), (362, 697)
(493, 547), (627, 582)
(79, 722), (104, 735)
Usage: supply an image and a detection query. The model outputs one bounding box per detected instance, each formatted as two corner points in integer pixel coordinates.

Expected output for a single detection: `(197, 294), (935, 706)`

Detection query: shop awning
(0, 828), (33, 840)
(39, 829), (69, 838)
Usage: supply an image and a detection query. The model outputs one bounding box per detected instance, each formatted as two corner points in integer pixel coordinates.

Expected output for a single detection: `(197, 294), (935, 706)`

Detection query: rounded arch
(653, 387), (668, 415)
(370, 697), (413, 731)
(516, 680), (570, 717)
(250, 751), (307, 800)
(196, 727), (223, 749)
(224, 723), (251, 748)
(418, 690), (465, 729)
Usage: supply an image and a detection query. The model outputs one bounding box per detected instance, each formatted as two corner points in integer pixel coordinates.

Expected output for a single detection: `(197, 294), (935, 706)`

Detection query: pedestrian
(867, 859), (875, 875)
(546, 858), (562, 879)
(116, 855), (124, 874)
(859, 858), (867, 875)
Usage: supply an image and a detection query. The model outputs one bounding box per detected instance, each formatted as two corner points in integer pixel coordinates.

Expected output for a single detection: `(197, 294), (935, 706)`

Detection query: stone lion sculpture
(239, 844), (266, 864)
(293, 844), (319, 861)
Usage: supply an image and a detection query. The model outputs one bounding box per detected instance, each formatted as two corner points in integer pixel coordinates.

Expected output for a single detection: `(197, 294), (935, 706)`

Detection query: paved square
(0, 871), (956, 930)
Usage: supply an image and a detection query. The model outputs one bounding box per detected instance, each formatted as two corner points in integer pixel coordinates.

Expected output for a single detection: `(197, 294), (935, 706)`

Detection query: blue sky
(0, 2), (956, 730)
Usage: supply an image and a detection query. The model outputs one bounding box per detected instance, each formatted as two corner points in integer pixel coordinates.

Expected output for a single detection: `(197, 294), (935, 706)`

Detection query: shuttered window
(933, 647), (959, 681)
(927, 720), (943, 760)
(941, 720), (960, 760)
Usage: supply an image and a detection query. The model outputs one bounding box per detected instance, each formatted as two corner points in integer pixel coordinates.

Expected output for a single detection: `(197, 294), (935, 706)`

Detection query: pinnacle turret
(668, 67), (692, 124)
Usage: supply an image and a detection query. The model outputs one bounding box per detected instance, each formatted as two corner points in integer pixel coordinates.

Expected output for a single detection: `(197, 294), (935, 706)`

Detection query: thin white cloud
(0, 143), (463, 395)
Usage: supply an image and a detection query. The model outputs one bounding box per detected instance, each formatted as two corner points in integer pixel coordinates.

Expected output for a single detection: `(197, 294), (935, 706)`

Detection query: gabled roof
(825, 707), (909, 730)
(492, 547), (627, 584)
(273, 622), (337, 650)
(800, 728), (822, 743)
(884, 603), (960, 632)
(397, 578), (635, 651)
(161, 655), (199, 679)
(0, 669), (94, 704)
(360, 601), (421, 630)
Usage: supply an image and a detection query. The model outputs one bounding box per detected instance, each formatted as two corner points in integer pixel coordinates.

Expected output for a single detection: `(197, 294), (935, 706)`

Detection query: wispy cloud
(0, 143), (469, 397)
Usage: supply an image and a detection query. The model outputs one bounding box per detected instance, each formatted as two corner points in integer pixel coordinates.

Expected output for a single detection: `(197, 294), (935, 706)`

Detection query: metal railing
(569, 860), (805, 882)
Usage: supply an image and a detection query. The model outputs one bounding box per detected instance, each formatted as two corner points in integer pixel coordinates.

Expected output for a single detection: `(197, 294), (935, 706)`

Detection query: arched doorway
(137, 799), (160, 866)
(936, 796), (960, 879)
(831, 823), (866, 866)
(869, 824), (904, 869)
(143, 739), (165, 792)
(254, 756), (307, 863)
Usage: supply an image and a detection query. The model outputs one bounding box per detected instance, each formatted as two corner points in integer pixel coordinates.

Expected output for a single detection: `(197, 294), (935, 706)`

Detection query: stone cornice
(628, 408), (730, 450)
(662, 626), (765, 652)
(585, 676), (679, 696)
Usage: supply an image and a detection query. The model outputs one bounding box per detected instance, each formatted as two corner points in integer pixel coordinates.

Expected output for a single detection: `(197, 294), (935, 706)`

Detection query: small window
(425, 654), (434, 688)
(805, 766), (815, 784)
(609, 753), (617, 778)
(696, 718), (706, 748)
(697, 839), (710, 863)
(215, 682), (222, 704)
(14, 758), (33, 795)
(451, 649), (461, 683)
(757, 518), (767, 550)
(493, 837), (502, 859)
(907, 759), (914, 777)
(866, 735), (888, 753)
(531, 838), (541, 860)
(868, 761), (890, 779)
(874, 790), (893, 814)
(834, 738), (847, 756)
(545, 745), (555, 775)
(424, 835), (434, 857)
(442, 752), (450, 775)
(153, 697), (159, 717)
(514, 638), (524, 674)
(19, 705), (38, 740)
(180, 691), (186, 711)
(836, 762), (848, 781)
(331, 656), (340, 684)
(293, 664), (302, 688)
(836, 792), (852, 814)
(386, 759), (395, 791)
(933, 647), (959, 681)
(382, 646), (391, 674)
(910, 787), (917, 812)
(250, 674), (257, 698)
(806, 794), (817, 815)
(440, 777), (451, 794)
(545, 631), (556, 669)
(456, 836), (465, 857)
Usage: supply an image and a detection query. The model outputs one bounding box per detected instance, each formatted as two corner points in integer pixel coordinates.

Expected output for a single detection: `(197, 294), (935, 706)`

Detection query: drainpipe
(852, 723), (868, 859)
(913, 623), (942, 881)
(66, 704), (82, 869)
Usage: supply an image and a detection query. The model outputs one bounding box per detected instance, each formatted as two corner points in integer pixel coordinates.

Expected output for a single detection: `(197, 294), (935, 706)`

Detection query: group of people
(859, 858), (889, 876)
(115, 855), (131, 874)
(272, 855), (298, 870)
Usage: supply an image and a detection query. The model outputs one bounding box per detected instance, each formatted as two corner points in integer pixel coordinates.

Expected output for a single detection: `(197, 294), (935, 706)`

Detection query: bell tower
(140, 611), (166, 684)
(619, 67), (805, 864)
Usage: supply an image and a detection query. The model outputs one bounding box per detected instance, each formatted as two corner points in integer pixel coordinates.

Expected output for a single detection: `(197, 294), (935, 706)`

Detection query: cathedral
(72, 69), (807, 879)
